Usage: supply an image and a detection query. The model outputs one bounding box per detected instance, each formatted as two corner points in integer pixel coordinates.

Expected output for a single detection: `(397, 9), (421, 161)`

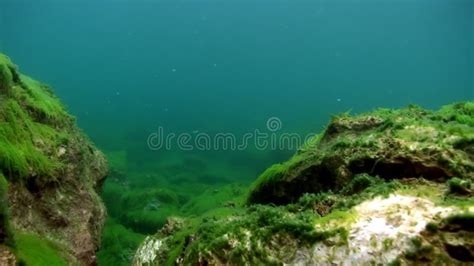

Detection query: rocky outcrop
(248, 103), (474, 205)
(133, 102), (473, 265)
(0, 53), (108, 265)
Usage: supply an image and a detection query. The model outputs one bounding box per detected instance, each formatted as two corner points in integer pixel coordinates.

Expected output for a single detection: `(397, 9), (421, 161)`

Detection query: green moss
(397, 180), (443, 201)
(160, 204), (342, 265)
(180, 184), (246, 216)
(164, 174), (395, 263)
(0, 54), (75, 182)
(0, 54), (15, 95)
(437, 102), (474, 127)
(340, 174), (381, 195)
(287, 176), (399, 218)
(442, 196), (474, 210)
(17, 75), (69, 124)
(0, 100), (63, 179)
(15, 232), (68, 266)
(247, 154), (307, 204)
(387, 258), (401, 266)
(443, 212), (474, 231)
(97, 219), (145, 266)
(103, 184), (185, 234)
(411, 236), (422, 248)
(249, 163), (288, 193)
(121, 187), (180, 209)
(0, 173), (14, 247)
(425, 222), (438, 233)
(121, 206), (180, 234)
(299, 133), (323, 152)
(0, 67), (73, 182)
(249, 102), (474, 205)
(447, 177), (471, 195)
(314, 210), (356, 227)
(105, 150), (128, 173)
(383, 238), (394, 251)
(332, 137), (353, 150)
(135, 101), (474, 263)
(404, 236), (435, 261)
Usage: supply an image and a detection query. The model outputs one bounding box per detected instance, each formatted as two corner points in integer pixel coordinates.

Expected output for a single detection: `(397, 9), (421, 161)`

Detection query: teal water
(1, 0), (473, 264)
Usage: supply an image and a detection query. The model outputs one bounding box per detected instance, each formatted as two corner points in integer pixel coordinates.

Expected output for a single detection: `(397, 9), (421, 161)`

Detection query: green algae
(133, 102), (474, 265)
(136, 174), (400, 265)
(97, 219), (145, 266)
(447, 177), (472, 195)
(443, 212), (474, 231)
(289, 174), (400, 215)
(106, 150), (128, 173)
(437, 102), (474, 127)
(0, 55), (73, 181)
(248, 102), (474, 205)
(0, 54), (16, 95)
(15, 232), (68, 266)
(0, 173), (14, 247)
(136, 195), (354, 265)
(180, 184), (247, 216)
(399, 210), (474, 264)
(100, 168), (250, 264)
(19, 75), (70, 124)
(107, 184), (181, 235)
(0, 53), (109, 264)
(180, 206), (337, 264)
(425, 222), (439, 233)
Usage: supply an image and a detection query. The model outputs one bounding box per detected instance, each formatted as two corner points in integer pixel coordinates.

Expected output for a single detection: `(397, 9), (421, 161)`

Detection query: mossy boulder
(248, 103), (474, 205)
(0, 53), (108, 264)
(133, 103), (473, 265)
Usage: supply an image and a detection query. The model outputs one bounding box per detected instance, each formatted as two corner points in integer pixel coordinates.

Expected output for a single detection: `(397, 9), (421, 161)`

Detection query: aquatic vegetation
(437, 102), (474, 127)
(102, 181), (181, 234)
(122, 207), (180, 235)
(339, 173), (382, 195)
(425, 222), (438, 233)
(0, 99), (63, 179)
(0, 173), (14, 247)
(447, 177), (472, 195)
(180, 184), (247, 216)
(0, 55), (73, 181)
(0, 54), (15, 95)
(248, 102), (474, 205)
(97, 219), (145, 266)
(106, 150), (128, 173)
(99, 167), (251, 264)
(2, 51), (472, 265)
(134, 102), (474, 265)
(135, 180), (474, 265)
(0, 53), (108, 264)
(396, 210), (474, 264)
(18, 75), (69, 124)
(134, 204), (346, 265)
(443, 212), (474, 231)
(14, 232), (69, 266)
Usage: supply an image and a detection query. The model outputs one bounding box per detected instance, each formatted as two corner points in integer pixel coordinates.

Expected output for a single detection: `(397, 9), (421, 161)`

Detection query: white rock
(290, 194), (456, 266)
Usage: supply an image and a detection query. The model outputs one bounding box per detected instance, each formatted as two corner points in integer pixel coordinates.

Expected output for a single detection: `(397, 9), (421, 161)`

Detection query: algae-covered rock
(249, 103), (474, 205)
(0, 53), (108, 264)
(133, 103), (474, 265)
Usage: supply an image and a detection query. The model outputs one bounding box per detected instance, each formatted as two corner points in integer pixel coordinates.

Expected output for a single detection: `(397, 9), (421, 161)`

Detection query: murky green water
(1, 0), (472, 264)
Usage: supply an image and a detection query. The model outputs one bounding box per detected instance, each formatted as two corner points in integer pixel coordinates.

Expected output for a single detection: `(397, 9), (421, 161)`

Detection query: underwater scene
(0, 0), (473, 265)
